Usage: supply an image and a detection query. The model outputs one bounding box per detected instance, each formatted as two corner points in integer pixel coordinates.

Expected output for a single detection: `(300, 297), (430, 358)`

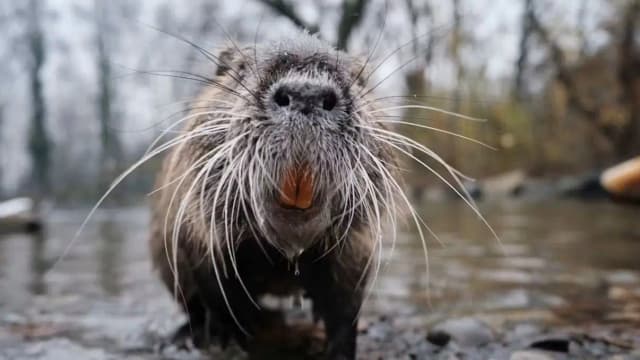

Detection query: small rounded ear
(215, 47), (236, 76)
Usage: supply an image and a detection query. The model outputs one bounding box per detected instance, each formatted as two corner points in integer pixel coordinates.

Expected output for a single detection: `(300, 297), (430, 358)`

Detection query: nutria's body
(149, 33), (400, 359)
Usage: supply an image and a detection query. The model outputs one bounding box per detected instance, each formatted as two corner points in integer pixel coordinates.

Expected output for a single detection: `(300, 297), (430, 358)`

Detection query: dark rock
(559, 172), (608, 199)
(463, 180), (483, 200)
(529, 337), (570, 353)
(426, 330), (451, 347)
(0, 198), (44, 235)
(473, 170), (527, 200)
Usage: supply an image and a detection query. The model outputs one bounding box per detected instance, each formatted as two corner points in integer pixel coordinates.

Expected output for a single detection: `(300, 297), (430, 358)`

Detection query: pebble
(426, 330), (451, 347)
(528, 336), (570, 353)
(504, 323), (543, 343)
(608, 354), (640, 360)
(510, 350), (555, 360)
(431, 317), (494, 347)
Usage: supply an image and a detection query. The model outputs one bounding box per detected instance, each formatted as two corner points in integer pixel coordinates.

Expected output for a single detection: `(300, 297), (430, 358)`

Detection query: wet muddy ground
(1, 200), (639, 359)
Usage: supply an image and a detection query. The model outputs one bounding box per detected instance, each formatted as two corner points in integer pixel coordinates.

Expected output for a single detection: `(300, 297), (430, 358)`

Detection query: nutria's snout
(270, 82), (339, 115)
(265, 79), (346, 213)
(261, 79), (347, 256)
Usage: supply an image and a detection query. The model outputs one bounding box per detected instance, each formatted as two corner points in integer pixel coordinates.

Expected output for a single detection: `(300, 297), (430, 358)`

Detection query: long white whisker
(205, 132), (252, 335)
(364, 105), (487, 122)
(372, 119), (497, 150)
(360, 124), (478, 191)
(147, 124), (242, 196)
(48, 122), (237, 271)
(145, 111), (245, 156)
(223, 145), (261, 309)
(364, 128), (501, 246)
(357, 143), (435, 308)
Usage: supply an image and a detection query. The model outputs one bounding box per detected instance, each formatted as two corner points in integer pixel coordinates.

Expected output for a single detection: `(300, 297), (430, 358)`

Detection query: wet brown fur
(148, 38), (399, 360)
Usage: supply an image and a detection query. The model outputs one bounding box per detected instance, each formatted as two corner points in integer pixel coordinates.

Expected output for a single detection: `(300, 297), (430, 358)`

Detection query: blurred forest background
(0, 0), (638, 204)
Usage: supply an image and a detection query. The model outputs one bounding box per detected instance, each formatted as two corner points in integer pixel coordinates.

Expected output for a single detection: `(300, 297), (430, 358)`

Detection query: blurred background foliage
(0, 0), (638, 204)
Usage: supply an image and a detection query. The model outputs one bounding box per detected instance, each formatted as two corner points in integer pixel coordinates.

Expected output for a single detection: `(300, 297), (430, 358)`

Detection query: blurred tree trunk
(403, 0), (436, 82)
(402, 0), (438, 193)
(26, 0), (51, 198)
(528, 6), (614, 160)
(513, 0), (533, 100)
(447, 0), (464, 169)
(576, 0), (589, 57)
(617, 0), (640, 157)
(530, 0), (639, 163)
(514, 0), (545, 172)
(95, 0), (121, 175)
(336, 0), (369, 50)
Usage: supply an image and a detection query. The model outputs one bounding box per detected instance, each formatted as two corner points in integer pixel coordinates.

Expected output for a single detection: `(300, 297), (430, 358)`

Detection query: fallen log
(0, 198), (43, 234)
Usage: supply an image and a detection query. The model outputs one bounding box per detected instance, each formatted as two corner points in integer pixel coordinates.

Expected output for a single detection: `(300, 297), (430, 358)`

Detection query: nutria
(148, 32), (404, 359)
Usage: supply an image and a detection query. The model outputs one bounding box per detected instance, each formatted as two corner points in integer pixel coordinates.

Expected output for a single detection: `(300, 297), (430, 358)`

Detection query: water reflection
(363, 199), (640, 325)
(97, 219), (124, 295)
(28, 231), (48, 295)
(0, 201), (638, 326)
(0, 230), (49, 309)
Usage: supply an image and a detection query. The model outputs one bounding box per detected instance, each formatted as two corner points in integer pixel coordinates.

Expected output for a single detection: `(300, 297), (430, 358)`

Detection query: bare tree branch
(336, 0), (370, 50)
(528, 5), (614, 152)
(617, 0), (640, 156)
(258, 0), (318, 34)
(26, 0), (51, 196)
(514, 0), (533, 100)
(258, 0), (369, 50)
(94, 0), (122, 171)
(403, 0), (434, 63)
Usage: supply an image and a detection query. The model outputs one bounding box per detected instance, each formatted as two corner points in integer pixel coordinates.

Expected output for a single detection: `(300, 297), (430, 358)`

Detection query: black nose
(272, 83), (338, 115)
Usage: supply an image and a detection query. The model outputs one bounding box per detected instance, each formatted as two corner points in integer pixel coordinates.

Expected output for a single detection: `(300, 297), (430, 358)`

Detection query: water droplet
(293, 293), (303, 309)
(293, 248), (303, 276)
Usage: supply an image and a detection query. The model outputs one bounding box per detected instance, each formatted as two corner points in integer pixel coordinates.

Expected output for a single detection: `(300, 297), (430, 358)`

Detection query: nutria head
(180, 32), (399, 260)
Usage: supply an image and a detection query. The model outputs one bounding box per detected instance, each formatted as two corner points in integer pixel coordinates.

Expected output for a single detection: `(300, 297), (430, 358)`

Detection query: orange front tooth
(279, 167), (298, 208)
(296, 165), (314, 209)
(278, 164), (314, 209)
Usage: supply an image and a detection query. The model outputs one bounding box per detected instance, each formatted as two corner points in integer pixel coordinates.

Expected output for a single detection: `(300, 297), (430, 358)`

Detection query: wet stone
(529, 336), (571, 353)
(510, 350), (556, 360)
(504, 323), (544, 343)
(426, 330), (451, 347)
(1, 339), (112, 360)
(431, 317), (495, 347)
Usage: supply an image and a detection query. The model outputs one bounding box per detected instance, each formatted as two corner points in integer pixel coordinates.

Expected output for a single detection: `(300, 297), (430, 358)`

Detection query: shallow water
(1, 200), (639, 359)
